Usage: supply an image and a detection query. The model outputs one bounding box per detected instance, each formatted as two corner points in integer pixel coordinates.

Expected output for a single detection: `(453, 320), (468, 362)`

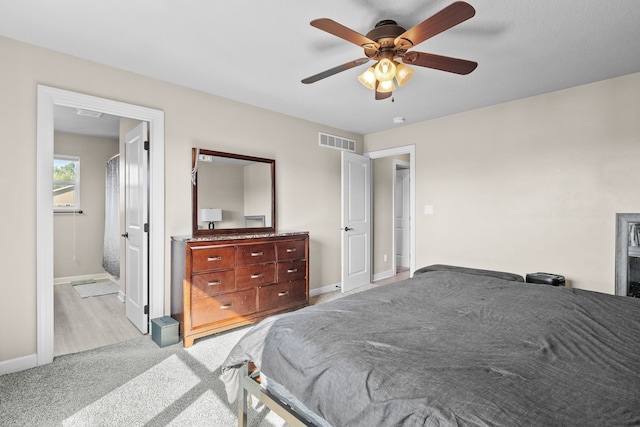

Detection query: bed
(220, 266), (640, 426)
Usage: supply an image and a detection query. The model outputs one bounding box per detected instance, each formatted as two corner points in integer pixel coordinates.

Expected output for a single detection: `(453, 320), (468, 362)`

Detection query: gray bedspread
(221, 270), (640, 426)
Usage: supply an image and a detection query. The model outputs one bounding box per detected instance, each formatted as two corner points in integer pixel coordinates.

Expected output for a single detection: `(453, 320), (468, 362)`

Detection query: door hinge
(144, 140), (149, 151)
(144, 223), (149, 232)
(144, 305), (149, 315)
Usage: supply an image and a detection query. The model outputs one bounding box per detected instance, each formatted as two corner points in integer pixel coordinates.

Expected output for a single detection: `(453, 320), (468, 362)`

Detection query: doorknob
(121, 232), (129, 238)
(343, 227), (353, 232)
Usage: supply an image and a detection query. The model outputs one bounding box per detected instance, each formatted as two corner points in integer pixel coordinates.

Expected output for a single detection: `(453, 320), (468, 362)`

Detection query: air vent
(318, 132), (356, 152)
(75, 108), (103, 118)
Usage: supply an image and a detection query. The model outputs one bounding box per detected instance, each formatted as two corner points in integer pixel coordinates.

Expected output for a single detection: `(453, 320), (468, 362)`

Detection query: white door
(124, 122), (149, 333)
(394, 168), (410, 268)
(341, 151), (371, 292)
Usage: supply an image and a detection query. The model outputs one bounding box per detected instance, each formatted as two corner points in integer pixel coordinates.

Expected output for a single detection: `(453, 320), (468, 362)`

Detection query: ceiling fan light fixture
(374, 58), (396, 82)
(358, 67), (376, 90)
(395, 62), (415, 87)
(377, 79), (396, 93)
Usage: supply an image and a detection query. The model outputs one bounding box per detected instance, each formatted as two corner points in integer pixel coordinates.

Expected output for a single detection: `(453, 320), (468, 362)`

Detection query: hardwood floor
(54, 283), (142, 357)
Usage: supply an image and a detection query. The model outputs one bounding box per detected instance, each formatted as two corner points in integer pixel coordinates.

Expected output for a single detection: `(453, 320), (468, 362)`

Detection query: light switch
(424, 205), (434, 215)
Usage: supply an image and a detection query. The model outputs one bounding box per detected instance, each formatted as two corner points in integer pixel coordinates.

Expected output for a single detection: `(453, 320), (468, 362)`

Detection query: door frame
(37, 85), (165, 366)
(365, 145), (416, 277)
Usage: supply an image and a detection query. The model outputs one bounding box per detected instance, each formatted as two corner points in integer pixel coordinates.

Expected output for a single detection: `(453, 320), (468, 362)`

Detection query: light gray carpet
(1, 282), (396, 426)
(0, 328), (289, 427)
(72, 281), (120, 299)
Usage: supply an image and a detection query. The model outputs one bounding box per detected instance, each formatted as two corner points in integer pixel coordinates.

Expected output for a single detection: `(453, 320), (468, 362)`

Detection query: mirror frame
(192, 148), (276, 236)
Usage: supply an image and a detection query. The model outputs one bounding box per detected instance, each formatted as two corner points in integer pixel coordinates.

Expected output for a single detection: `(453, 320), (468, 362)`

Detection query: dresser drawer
(276, 239), (306, 261)
(191, 270), (236, 298)
(191, 246), (236, 272)
(236, 263), (276, 290)
(277, 260), (307, 282)
(259, 280), (307, 311)
(190, 289), (257, 327)
(237, 243), (275, 266)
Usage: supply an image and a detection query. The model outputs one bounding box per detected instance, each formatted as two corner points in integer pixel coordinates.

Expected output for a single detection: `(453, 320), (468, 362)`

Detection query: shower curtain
(103, 155), (120, 278)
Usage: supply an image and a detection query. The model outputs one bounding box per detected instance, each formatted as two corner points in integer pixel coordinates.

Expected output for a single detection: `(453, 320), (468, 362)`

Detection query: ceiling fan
(301, 1), (478, 100)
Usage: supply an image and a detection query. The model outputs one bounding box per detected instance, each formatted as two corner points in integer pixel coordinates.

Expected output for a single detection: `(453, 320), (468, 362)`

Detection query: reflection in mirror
(192, 149), (275, 235)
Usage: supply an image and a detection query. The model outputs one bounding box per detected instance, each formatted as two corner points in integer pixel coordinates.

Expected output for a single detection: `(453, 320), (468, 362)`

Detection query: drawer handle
(207, 256), (222, 262)
(220, 303), (233, 310)
(287, 268), (298, 273)
(286, 248), (297, 253)
(251, 273), (263, 279)
(251, 251), (264, 257)
(278, 291), (289, 297)
(207, 280), (222, 286)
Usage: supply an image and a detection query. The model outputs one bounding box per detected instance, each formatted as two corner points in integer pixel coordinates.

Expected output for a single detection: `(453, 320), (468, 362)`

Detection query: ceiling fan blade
(311, 18), (379, 50)
(375, 90), (392, 100)
(403, 51), (477, 75)
(395, 1), (475, 49)
(302, 58), (371, 84)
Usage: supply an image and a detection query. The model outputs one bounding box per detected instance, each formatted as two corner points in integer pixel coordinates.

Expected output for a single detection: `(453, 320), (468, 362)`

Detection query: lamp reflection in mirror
(200, 208), (222, 229)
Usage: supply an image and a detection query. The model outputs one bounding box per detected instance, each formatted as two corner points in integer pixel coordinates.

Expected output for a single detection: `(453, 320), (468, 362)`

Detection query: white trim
(37, 85), (165, 367)
(53, 273), (114, 286)
(365, 144), (416, 277)
(372, 269), (395, 283)
(309, 283), (341, 297)
(0, 353), (39, 376)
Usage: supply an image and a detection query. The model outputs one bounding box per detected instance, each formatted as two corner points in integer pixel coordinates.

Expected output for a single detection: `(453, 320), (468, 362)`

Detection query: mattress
(221, 269), (640, 426)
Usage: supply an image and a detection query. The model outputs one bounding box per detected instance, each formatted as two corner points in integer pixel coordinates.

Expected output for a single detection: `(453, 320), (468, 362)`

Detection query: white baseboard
(54, 273), (117, 286)
(0, 353), (38, 376)
(372, 269), (394, 282)
(310, 282), (341, 297)
(117, 290), (126, 303)
(310, 272), (395, 297)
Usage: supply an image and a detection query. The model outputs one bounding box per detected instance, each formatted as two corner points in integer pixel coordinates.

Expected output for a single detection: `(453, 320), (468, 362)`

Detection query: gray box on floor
(151, 316), (179, 347)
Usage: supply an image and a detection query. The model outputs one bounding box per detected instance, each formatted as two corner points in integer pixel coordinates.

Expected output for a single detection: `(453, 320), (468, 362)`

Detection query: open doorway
(37, 86), (165, 366)
(368, 145), (415, 283)
(394, 160), (411, 275)
(52, 107), (143, 356)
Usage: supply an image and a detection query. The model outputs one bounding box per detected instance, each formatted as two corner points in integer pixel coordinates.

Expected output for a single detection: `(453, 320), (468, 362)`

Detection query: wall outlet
(424, 205), (434, 215)
(383, 254), (388, 262)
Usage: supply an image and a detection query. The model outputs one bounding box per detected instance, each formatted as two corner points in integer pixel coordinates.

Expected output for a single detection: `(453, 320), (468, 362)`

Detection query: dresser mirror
(192, 148), (275, 235)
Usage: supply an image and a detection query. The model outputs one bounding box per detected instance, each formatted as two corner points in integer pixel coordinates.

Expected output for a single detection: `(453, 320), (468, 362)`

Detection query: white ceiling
(2, 0), (639, 136)
(53, 106), (121, 139)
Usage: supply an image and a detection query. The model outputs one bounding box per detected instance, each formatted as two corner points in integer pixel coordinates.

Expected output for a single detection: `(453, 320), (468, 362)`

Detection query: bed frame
(237, 362), (317, 427)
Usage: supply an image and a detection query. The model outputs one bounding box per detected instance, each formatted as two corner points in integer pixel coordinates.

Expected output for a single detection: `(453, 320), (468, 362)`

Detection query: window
(53, 155), (80, 212)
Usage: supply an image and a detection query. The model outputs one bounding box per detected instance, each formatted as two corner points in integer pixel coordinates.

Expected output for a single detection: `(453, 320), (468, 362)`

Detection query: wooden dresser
(171, 232), (309, 347)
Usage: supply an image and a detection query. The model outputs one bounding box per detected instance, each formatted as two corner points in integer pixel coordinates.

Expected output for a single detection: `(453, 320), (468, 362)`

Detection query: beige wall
(198, 161), (245, 229)
(53, 132), (119, 278)
(0, 36), (361, 363)
(365, 72), (640, 293)
(1, 31), (638, 364)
